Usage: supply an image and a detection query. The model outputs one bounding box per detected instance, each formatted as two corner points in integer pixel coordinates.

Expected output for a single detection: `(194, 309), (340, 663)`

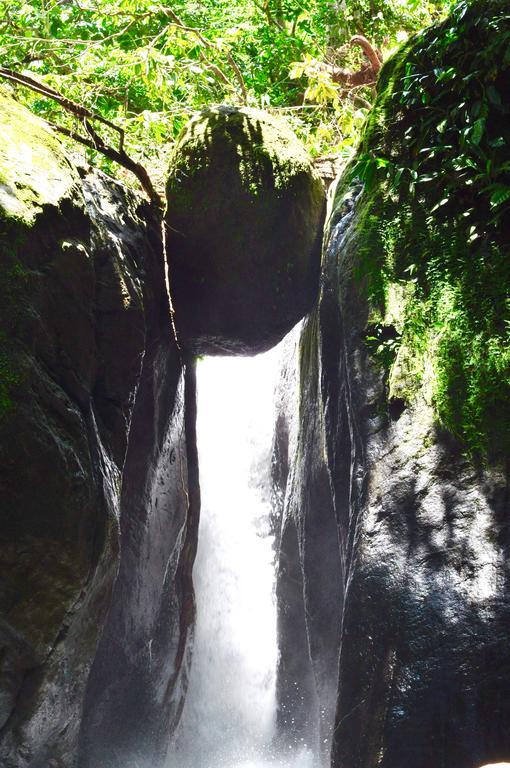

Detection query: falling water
(169, 345), (315, 768)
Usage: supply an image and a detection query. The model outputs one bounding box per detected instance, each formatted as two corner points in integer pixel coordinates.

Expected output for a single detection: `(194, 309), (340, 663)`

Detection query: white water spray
(169, 346), (315, 768)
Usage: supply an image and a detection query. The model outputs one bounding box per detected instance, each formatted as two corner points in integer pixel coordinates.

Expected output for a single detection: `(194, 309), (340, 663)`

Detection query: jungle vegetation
(0, 0), (455, 188)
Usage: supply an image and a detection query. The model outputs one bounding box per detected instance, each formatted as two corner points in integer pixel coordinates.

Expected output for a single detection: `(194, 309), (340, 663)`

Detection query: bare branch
(49, 121), (162, 207)
(252, 0), (286, 32)
(0, 66), (125, 149)
(201, 58), (231, 87)
(328, 35), (382, 89)
(225, 52), (248, 104)
(350, 35), (383, 74)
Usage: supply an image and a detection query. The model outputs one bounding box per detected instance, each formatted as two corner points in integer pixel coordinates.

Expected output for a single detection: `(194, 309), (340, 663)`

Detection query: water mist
(169, 347), (316, 768)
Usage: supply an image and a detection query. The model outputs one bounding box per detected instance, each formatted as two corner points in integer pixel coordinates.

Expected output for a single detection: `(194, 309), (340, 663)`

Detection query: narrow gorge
(0, 2), (509, 768)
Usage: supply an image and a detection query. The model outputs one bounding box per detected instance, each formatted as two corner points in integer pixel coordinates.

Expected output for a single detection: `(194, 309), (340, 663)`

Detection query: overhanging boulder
(165, 106), (325, 355)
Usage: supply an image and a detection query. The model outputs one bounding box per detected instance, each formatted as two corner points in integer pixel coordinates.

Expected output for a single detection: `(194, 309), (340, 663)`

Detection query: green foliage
(350, 0), (510, 459)
(364, 321), (401, 371)
(0, 0), (454, 185)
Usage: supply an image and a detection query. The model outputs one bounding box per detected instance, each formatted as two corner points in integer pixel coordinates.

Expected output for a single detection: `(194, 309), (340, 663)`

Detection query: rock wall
(272, 323), (342, 759)
(272, 4), (510, 766)
(0, 88), (197, 767)
(0, 87), (325, 766)
(77, 218), (200, 768)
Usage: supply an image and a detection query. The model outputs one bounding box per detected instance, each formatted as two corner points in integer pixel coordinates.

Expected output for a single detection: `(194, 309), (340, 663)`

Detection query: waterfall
(169, 346), (316, 768)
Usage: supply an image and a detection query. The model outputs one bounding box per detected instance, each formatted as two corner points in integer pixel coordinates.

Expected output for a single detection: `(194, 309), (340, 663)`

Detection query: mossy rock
(0, 88), (148, 763)
(166, 106), (325, 355)
(0, 86), (78, 224)
(335, 0), (510, 459)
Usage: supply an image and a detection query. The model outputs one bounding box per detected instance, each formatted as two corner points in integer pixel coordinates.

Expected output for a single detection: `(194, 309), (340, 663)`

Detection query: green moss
(0, 88), (83, 419)
(344, 0), (510, 459)
(0, 86), (77, 224)
(167, 106), (322, 215)
(165, 104), (325, 354)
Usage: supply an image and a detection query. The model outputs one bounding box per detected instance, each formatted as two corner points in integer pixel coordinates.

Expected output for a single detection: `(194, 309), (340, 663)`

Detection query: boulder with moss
(272, 3), (510, 766)
(166, 106), (325, 355)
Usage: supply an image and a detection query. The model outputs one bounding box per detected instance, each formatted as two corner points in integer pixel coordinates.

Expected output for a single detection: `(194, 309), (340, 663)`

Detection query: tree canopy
(0, 0), (456, 193)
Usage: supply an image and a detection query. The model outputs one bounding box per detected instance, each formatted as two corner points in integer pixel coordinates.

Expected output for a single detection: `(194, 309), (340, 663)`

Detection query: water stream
(169, 347), (315, 768)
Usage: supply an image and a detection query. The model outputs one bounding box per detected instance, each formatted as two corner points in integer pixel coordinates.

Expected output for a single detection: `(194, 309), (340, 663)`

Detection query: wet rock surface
(273, 105), (510, 768)
(273, 200), (510, 768)
(166, 106), (325, 355)
(0, 89), (197, 767)
(326, 186), (510, 768)
(272, 322), (342, 759)
(78, 238), (200, 768)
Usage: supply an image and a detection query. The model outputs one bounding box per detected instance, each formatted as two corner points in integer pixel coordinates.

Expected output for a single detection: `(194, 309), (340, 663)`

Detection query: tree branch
(0, 67), (161, 207)
(329, 35), (382, 88)
(0, 66), (125, 149)
(350, 35), (383, 74)
(50, 121), (161, 206)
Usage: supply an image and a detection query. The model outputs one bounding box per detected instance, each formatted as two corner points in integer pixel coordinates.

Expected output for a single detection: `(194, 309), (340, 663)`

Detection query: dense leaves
(0, 0), (454, 188)
(352, 0), (510, 458)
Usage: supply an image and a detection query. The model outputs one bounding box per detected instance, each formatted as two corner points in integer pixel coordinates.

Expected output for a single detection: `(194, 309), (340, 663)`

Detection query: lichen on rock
(0, 87), (79, 224)
(0, 85), (85, 423)
(166, 105), (325, 355)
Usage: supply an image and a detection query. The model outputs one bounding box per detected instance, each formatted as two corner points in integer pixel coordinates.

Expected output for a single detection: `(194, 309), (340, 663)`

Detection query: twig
(49, 121), (161, 206)
(253, 0), (286, 32)
(161, 219), (184, 358)
(0, 66), (124, 149)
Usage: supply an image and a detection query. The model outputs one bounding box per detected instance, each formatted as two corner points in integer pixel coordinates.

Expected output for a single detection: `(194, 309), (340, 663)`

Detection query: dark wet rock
(272, 5), (510, 766)
(321, 183), (510, 766)
(0, 88), (198, 767)
(272, 324), (342, 759)
(274, 187), (510, 768)
(166, 106), (325, 355)
(78, 228), (200, 768)
(0, 88), (129, 767)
